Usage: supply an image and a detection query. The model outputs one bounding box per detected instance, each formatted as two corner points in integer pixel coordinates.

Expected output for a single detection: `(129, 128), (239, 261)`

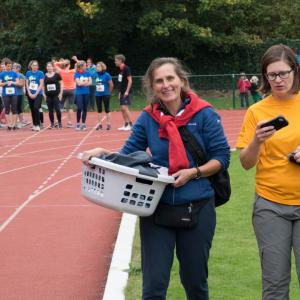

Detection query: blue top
(0, 71), (18, 96)
(74, 71), (91, 95)
(16, 73), (25, 96)
(87, 66), (97, 85)
(121, 106), (230, 205)
(95, 71), (112, 96)
(26, 70), (44, 95)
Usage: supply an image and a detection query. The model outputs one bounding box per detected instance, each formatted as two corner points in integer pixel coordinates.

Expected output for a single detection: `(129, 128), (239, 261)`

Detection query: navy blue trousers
(75, 94), (89, 123)
(139, 199), (216, 300)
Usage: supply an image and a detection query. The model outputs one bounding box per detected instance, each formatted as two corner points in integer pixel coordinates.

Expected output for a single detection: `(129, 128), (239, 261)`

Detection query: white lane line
(2, 139), (127, 158)
(0, 158), (65, 175)
(0, 126), (95, 232)
(0, 204), (92, 208)
(0, 172), (80, 232)
(102, 213), (137, 300)
(0, 127), (48, 159)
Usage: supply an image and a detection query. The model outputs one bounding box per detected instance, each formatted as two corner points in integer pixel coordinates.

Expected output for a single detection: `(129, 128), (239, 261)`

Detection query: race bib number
(80, 76), (88, 83)
(118, 74), (123, 82)
(96, 84), (105, 92)
(47, 84), (56, 91)
(29, 82), (38, 91)
(6, 87), (15, 95)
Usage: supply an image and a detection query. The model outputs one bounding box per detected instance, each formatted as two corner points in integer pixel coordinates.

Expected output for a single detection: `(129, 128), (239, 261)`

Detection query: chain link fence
(111, 73), (262, 109)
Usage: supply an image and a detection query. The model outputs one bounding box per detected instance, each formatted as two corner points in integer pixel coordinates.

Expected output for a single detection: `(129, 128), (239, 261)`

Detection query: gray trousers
(253, 195), (300, 300)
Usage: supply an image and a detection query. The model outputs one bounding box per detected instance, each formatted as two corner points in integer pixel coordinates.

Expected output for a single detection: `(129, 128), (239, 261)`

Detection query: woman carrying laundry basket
(81, 57), (230, 300)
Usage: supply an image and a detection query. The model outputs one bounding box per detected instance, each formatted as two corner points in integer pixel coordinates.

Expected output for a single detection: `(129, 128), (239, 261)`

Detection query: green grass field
(125, 151), (300, 300)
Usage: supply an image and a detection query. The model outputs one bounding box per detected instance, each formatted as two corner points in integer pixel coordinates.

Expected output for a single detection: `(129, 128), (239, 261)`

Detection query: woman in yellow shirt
(237, 44), (300, 300)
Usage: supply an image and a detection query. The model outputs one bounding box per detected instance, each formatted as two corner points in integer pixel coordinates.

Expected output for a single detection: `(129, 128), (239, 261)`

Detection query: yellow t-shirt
(236, 93), (300, 205)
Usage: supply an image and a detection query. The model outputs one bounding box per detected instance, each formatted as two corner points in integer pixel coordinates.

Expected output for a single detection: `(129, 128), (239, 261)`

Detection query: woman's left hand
(172, 168), (195, 188)
(292, 146), (300, 163)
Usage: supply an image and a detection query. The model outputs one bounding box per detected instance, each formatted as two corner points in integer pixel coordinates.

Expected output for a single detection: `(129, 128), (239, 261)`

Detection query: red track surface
(0, 109), (245, 300)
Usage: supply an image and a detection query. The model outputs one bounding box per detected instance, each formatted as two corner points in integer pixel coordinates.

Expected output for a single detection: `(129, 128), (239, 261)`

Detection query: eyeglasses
(266, 69), (293, 81)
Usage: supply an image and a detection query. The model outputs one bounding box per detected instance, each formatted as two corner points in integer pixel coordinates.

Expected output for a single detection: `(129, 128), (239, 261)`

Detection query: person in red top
(237, 72), (251, 108)
(53, 58), (76, 127)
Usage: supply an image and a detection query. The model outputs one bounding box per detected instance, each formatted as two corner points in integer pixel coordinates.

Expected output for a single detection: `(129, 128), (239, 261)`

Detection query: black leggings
(96, 95), (110, 113)
(3, 96), (18, 115)
(17, 95), (23, 114)
(28, 94), (43, 126)
(46, 95), (61, 124)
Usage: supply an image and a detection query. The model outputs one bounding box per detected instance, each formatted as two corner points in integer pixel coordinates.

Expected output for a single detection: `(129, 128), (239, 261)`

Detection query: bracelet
(194, 166), (202, 179)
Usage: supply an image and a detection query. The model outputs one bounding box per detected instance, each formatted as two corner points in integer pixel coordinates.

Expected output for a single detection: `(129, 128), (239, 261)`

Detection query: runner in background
(86, 58), (97, 111)
(74, 60), (91, 131)
(114, 54), (133, 131)
(54, 58), (76, 128)
(0, 58), (19, 130)
(25, 60), (44, 131)
(44, 62), (63, 129)
(95, 61), (113, 130)
(0, 61), (6, 128)
(12, 63), (30, 128)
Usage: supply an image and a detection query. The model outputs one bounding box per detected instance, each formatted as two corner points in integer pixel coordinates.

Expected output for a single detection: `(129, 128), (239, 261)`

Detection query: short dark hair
(260, 44), (300, 94)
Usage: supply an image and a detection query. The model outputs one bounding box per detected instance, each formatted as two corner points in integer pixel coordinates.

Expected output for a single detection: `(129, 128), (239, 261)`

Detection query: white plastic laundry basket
(80, 156), (174, 216)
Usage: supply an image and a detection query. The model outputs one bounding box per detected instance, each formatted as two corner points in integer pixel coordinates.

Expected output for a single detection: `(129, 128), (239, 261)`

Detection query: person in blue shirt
(13, 63), (30, 128)
(95, 62), (113, 130)
(0, 58), (19, 130)
(74, 60), (92, 131)
(81, 57), (230, 300)
(25, 60), (44, 131)
(87, 58), (97, 111)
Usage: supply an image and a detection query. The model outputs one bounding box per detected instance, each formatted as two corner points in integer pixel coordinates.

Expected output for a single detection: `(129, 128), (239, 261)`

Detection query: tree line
(1, 0), (300, 75)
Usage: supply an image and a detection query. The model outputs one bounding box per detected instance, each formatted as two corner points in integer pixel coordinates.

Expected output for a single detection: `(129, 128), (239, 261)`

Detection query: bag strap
(178, 126), (207, 166)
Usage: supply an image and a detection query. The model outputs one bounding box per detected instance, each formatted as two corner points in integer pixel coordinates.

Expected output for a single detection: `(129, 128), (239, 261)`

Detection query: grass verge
(125, 151), (300, 300)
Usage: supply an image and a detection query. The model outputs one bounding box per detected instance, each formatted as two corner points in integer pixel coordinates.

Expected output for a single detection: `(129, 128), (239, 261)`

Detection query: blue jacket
(121, 106), (230, 205)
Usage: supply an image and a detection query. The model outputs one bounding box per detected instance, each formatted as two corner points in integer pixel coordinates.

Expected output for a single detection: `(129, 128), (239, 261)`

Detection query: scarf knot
(144, 92), (211, 175)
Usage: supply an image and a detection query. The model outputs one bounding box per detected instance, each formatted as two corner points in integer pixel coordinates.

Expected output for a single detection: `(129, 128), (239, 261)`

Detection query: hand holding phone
(260, 115), (289, 131)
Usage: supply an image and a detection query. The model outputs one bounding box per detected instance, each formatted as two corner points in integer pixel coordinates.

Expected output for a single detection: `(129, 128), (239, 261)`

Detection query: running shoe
(106, 124), (111, 130)
(40, 123), (44, 129)
(123, 124), (132, 131)
(58, 123), (62, 129)
(22, 120), (31, 127)
(67, 122), (73, 128)
(35, 126), (41, 131)
(118, 125), (126, 131)
(75, 123), (81, 131)
(96, 124), (102, 130)
(81, 124), (87, 131)
(0, 124), (5, 129)
(49, 123), (54, 129)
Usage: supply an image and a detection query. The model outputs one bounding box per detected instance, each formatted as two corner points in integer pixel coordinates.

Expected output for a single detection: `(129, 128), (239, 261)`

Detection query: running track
(0, 110), (245, 300)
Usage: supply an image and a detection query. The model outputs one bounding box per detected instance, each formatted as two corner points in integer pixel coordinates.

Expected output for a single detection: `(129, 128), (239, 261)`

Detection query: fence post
(232, 74), (236, 109)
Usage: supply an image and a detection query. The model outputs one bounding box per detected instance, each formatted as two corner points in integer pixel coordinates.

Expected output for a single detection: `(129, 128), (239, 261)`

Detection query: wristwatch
(194, 166), (202, 179)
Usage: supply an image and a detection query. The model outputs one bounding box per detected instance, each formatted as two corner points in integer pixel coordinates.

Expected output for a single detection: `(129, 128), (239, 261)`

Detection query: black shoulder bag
(178, 126), (231, 207)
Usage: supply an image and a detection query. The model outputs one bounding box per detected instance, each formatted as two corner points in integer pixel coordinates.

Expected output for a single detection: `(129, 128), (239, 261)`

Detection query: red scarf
(144, 92), (211, 175)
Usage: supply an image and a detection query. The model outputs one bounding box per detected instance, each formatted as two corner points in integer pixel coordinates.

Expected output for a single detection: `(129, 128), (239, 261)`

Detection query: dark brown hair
(260, 44), (300, 94)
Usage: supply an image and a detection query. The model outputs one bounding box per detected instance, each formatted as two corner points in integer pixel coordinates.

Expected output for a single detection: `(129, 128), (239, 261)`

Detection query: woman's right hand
(80, 148), (112, 165)
(254, 120), (276, 144)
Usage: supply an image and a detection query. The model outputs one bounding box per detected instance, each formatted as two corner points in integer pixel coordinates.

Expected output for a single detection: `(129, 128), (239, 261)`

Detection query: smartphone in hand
(260, 115), (289, 131)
